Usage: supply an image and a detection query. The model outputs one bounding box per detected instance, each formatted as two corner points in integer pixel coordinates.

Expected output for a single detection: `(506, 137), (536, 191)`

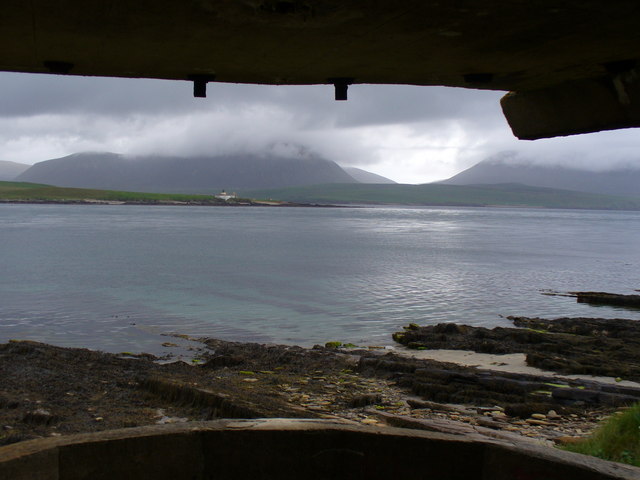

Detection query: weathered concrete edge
(501, 74), (640, 140)
(0, 419), (638, 479)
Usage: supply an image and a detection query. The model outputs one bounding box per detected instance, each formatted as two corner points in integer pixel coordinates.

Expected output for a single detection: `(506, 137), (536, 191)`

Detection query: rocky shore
(393, 316), (640, 381)
(570, 291), (640, 309)
(2, 315), (640, 450)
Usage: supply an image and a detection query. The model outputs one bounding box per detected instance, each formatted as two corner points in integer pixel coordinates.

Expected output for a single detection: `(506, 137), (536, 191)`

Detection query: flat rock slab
(571, 292), (640, 308)
(393, 317), (640, 381)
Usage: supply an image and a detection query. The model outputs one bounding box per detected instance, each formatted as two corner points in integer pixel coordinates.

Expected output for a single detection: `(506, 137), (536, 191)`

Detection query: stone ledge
(0, 419), (637, 480)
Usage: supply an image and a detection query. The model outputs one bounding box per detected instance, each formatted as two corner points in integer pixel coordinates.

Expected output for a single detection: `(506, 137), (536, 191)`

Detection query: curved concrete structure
(0, 419), (637, 479)
(0, 2), (639, 139)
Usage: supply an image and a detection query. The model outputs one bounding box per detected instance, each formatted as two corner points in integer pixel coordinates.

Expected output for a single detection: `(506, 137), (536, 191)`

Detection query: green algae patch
(391, 332), (405, 343)
(527, 328), (549, 334)
(530, 390), (553, 397)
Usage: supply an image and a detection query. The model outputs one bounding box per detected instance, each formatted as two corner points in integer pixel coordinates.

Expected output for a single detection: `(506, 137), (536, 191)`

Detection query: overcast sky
(1, 71), (640, 184)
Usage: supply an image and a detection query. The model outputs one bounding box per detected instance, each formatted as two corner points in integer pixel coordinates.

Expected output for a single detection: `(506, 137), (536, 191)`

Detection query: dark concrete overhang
(1, 419), (637, 479)
(1, 1), (640, 139)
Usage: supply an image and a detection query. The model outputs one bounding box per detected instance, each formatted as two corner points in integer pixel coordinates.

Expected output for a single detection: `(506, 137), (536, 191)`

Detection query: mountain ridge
(343, 167), (396, 184)
(17, 152), (360, 193)
(240, 182), (640, 210)
(0, 160), (30, 180)
(441, 155), (640, 197)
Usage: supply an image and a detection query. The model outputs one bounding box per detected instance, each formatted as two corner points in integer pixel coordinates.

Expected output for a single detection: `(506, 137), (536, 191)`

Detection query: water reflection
(1, 205), (639, 353)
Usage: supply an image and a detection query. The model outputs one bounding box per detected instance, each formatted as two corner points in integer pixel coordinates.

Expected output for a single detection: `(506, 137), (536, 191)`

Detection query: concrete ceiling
(1, 1), (640, 139)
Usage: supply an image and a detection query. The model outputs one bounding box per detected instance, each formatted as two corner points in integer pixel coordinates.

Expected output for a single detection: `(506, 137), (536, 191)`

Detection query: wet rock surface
(393, 317), (640, 381)
(570, 291), (640, 309)
(1, 321), (637, 448)
(0, 340), (313, 446)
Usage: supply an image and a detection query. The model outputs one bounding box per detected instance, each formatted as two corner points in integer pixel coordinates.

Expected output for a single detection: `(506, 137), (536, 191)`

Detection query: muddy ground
(2, 316), (640, 448)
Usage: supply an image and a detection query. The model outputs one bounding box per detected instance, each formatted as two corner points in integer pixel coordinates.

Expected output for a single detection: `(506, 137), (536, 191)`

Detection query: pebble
(266, 356), (608, 445)
(477, 406), (502, 414)
(361, 418), (379, 425)
(526, 419), (549, 426)
(243, 378), (258, 383)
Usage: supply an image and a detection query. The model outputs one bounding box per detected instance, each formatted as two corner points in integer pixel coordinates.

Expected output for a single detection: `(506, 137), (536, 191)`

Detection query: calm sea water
(1, 204), (639, 355)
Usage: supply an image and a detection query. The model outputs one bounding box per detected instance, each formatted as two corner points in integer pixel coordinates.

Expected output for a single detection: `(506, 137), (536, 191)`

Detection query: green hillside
(4, 180), (640, 210)
(0, 181), (231, 204)
(242, 183), (640, 210)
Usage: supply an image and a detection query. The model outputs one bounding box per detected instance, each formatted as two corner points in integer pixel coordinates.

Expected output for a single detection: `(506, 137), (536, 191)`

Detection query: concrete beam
(2, 1), (640, 138)
(501, 71), (640, 140)
(0, 419), (637, 480)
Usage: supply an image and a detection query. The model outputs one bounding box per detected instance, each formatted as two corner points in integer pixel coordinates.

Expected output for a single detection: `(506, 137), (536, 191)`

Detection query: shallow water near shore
(1, 204), (640, 355)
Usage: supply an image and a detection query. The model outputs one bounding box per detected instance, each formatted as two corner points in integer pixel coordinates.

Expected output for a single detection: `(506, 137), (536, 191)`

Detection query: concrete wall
(0, 419), (637, 480)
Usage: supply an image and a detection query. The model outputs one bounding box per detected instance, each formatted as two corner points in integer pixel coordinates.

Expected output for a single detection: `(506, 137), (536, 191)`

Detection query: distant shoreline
(0, 199), (345, 208)
(4, 180), (640, 211)
(3, 199), (639, 212)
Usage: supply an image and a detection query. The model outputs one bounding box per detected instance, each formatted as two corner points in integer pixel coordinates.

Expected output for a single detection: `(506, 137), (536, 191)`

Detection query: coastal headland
(2, 315), (640, 451)
(0, 180), (328, 207)
(5, 180), (640, 210)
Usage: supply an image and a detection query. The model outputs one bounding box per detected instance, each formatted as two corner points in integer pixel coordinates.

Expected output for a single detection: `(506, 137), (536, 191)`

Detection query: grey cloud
(1, 70), (640, 182)
(0, 72), (506, 129)
(331, 85), (505, 128)
(0, 73), (186, 116)
(496, 129), (640, 171)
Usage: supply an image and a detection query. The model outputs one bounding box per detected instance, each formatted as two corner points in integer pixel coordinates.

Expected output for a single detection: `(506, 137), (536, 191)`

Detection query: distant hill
(0, 180), (245, 204)
(0, 160), (29, 180)
(241, 182), (640, 210)
(17, 152), (357, 193)
(5, 178), (640, 210)
(343, 167), (396, 184)
(441, 154), (640, 197)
